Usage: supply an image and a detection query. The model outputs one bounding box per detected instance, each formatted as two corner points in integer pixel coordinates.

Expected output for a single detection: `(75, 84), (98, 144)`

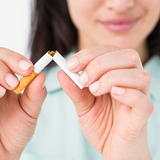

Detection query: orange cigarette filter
(14, 71), (38, 94)
(14, 51), (56, 94)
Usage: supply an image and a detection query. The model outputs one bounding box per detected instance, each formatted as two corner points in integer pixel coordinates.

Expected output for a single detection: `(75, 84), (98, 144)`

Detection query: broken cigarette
(14, 51), (56, 94)
(53, 51), (84, 89)
(14, 50), (83, 94)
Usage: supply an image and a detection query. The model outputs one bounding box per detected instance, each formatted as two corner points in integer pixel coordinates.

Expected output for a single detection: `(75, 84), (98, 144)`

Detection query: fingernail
(0, 86), (6, 97)
(89, 81), (99, 94)
(79, 72), (89, 86)
(5, 73), (19, 88)
(112, 86), (125, 95)
(66, 57), (78, 70)
(19, 60), (32, 72)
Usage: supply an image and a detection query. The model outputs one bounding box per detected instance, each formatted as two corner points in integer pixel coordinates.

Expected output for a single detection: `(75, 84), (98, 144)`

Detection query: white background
(0, 0), (32, 57)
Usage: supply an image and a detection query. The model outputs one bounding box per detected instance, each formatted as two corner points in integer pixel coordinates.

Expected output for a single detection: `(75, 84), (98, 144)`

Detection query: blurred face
(67, 0), (160, 51)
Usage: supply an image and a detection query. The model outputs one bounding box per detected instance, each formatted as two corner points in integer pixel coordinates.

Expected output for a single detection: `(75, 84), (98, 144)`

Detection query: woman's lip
(101, 18), (138, 32)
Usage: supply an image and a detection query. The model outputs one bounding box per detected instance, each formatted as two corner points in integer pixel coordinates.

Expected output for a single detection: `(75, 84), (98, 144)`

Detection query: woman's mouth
(101, 17), (138, 32)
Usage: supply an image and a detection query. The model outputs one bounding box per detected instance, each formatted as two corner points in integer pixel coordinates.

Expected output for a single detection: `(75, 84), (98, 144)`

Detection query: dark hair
(30, 0), (77, 66)
(147, 19), (160, 57)
(30, 0), (160, 67)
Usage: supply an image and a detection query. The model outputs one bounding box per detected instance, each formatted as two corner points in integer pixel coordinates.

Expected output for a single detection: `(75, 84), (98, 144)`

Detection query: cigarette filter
(53, 51), (84, 89)
(14, 51), (56, 94)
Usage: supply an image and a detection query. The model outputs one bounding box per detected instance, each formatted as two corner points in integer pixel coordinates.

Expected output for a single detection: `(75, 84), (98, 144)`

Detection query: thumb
(19, 72), (47, 118)
(57, 70), (95, 116)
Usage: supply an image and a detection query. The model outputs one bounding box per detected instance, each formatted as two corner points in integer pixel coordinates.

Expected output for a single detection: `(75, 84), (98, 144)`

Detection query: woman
(0, 0), (159, 159)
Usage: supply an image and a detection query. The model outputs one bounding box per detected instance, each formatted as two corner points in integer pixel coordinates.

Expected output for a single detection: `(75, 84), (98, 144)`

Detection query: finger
(111, 86), (154, 129)
(66, 45), (119, 72)
(19, 72), (47, 119)
(0, 85), (6, 98)
(0, 47), (33, 76)
(57, 70), (95, 117)
(78, 49), (143, 87)
(0, 60), (19, 90)
(89, 69), (151, 97)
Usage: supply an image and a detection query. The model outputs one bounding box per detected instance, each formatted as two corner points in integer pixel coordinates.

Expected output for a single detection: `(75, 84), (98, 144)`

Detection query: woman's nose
(105, 0), (135, 13)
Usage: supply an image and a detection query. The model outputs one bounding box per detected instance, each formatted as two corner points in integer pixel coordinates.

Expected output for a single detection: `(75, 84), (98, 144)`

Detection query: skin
(62, 46), (153, 160)
(0, 48), (47, 159)
(63, 0), (159, 159)
(67, 0), (160, 64)
(0, 0), (159, 160)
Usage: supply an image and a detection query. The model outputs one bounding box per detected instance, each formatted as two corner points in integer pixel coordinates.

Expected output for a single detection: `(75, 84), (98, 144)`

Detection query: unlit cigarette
(14, 51), (56, 94)
(53, 51), (84, 89)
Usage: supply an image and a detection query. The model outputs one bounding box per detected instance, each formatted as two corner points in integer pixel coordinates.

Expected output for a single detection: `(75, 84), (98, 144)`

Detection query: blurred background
(0, 0), (31, 57)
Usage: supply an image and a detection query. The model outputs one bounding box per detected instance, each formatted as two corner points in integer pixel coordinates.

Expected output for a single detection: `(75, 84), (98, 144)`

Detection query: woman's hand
(0, 48), (47, 160)
(58, 45), (153, 160)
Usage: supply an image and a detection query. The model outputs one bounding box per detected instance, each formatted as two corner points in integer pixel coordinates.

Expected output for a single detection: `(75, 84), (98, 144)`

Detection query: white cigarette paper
(53, 51), (84, 89)
(34, 52), (53, 73)
(14, 51), (54, 94)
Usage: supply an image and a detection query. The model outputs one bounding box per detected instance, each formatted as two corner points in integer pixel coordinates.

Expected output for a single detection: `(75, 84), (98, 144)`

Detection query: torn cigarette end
(48, 50), (57, 57)
(14, 71), (38, 94)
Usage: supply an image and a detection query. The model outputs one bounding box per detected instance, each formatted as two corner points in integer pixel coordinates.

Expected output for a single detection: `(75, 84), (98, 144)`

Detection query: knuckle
(107, 71), (114, 85)
(134, 92), (141, 103)
(139, 69), (151, 84)
(2, 49), (22, 63)
(91, 58), (103, 72)
(0, 48), (17, 61)
(109, 45), (120, 51)
(87, 47), (95, 59)
(144, 100), (154, 118)
(0, 60), (7, 71)
(0, 59), (3, 66)
(126, 49), (140, 64)
(5, 51), (13, 61)
(11, 52), (20, 61)
(148, 100), (154, 115)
